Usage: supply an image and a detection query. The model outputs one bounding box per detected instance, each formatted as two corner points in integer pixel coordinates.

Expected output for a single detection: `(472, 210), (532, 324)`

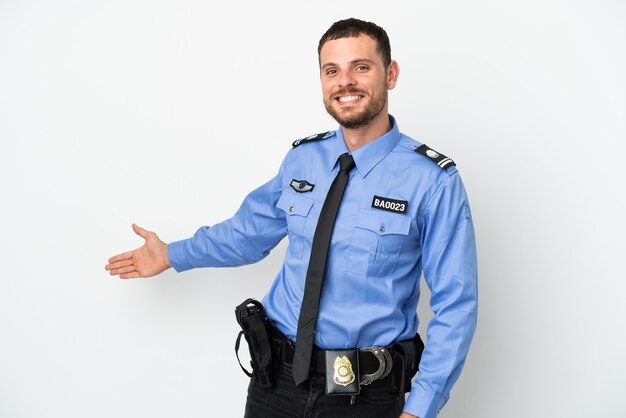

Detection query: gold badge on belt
(333, 355), (356, 387)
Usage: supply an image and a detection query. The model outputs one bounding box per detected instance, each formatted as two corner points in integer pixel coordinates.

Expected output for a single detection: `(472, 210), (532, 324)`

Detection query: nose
(338, 70), (356, 88)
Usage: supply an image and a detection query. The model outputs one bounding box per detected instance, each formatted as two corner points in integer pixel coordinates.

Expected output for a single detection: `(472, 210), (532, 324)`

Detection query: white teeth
(338, 95), (361, 103)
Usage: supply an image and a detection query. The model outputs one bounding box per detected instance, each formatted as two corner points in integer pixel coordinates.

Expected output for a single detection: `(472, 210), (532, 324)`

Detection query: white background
(1, 1), (625, 417)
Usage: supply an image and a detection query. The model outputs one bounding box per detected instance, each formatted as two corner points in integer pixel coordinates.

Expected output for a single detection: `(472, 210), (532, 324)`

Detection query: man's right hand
(105, 224), (171, 279)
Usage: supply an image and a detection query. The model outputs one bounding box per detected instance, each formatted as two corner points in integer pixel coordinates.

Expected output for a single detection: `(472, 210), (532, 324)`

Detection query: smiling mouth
(335, 94), (363, 105)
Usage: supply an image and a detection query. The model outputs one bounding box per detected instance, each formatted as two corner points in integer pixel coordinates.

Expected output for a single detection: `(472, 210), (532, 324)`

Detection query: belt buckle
(359, 346), (393, 385)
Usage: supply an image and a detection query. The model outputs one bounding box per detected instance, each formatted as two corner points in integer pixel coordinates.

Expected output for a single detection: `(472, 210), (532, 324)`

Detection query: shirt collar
(330, 115), (401, 178)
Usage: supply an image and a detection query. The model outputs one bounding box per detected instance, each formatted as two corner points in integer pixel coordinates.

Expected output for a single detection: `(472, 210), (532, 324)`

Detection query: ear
(387, 60), (400, 90)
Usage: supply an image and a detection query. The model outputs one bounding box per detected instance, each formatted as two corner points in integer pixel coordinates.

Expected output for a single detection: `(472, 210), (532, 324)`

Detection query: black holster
(234, 298), (274, 388)
(389, 332), (425, 394)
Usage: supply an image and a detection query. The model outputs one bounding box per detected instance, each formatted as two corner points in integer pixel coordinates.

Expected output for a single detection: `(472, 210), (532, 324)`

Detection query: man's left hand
(399, 412), (418, 418)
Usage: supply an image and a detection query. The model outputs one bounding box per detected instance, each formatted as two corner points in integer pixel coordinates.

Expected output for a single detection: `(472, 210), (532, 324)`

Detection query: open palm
(105, 224), (171, 279)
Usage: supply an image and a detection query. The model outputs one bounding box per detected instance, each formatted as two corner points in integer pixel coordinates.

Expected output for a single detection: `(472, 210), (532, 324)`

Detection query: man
(106, 18), (477, 418)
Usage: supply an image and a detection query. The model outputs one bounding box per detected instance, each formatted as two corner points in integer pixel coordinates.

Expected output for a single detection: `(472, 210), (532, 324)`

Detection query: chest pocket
(346, 208), (412, 277)
(276, 192), (315, 259)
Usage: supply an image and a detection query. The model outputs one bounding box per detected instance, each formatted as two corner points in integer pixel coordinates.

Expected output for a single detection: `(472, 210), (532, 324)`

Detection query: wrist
(163, 243), (172, 269)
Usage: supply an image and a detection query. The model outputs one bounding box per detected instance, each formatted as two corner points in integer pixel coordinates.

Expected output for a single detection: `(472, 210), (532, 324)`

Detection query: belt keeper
(280, 340), (292, 363)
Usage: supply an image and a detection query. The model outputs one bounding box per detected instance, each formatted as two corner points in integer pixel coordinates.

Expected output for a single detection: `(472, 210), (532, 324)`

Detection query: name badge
(371, 195), (408, 214)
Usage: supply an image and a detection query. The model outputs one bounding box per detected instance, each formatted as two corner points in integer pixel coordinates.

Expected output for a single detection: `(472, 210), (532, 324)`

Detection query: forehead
(319, 34), (382, 66)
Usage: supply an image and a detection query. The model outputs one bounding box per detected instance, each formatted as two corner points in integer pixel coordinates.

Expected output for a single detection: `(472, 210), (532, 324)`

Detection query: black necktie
(292, 152), (356, 386)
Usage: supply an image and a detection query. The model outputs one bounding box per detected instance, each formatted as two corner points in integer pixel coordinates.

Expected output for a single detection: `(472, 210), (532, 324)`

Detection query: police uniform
(167, 116), (478, 418)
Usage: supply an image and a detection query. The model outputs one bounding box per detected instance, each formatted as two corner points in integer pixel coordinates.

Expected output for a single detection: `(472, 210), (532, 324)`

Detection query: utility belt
(235, 298), (424, 397)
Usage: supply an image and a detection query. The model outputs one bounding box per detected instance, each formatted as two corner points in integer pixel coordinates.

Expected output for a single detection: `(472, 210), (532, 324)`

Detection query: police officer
(106, 18), (477, 418)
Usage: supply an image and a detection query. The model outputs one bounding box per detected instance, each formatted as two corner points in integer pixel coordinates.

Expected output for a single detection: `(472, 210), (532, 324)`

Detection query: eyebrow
(321, 58), (377, 70)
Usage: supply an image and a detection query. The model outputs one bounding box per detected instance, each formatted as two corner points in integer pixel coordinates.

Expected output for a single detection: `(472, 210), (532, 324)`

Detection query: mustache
(333, 88), (366, 96)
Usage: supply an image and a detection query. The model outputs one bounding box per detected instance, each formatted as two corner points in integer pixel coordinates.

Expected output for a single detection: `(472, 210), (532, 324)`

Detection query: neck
(342, 111), (391, 152)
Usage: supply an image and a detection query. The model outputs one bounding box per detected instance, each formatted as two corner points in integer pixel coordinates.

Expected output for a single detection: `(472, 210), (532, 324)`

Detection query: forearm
(167, 174), (288, 272)
(403, 302), (477, 417)
(168, 221), (281, 271)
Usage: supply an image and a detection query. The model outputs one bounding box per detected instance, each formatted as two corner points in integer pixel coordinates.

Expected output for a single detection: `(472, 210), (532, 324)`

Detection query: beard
(324, 86), (388, 130)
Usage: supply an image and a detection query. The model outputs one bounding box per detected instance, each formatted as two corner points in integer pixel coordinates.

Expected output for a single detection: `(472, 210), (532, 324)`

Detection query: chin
(334, 106), (363, 119)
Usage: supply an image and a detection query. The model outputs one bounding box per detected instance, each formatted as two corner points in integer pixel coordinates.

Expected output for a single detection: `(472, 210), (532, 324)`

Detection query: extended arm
(105, 169), (287, 278)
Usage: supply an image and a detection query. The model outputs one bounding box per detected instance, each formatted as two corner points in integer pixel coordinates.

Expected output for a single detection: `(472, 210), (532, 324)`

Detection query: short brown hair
(318, 18), (392, 68)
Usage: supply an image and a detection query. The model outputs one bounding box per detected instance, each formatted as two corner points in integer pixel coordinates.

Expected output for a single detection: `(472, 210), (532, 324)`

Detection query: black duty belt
(269, 329), (403, 387)
(278, 338), (390, 371)
(235, 298), (423, 394)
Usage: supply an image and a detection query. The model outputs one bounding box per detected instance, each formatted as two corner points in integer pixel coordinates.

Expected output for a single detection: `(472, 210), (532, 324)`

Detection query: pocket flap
(355, 208), (411, 236)
(276, 192), (315, 217)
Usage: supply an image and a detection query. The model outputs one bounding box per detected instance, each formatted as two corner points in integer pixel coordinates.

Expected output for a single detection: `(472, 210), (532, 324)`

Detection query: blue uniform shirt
(168, 116), (478, 418)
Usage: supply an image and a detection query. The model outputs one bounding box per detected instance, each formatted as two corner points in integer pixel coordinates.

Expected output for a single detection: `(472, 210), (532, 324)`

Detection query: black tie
(292, 152), (356, 386)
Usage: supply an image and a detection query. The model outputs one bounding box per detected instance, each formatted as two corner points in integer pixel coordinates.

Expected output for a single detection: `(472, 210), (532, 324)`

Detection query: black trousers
(244, 361), (405, 418)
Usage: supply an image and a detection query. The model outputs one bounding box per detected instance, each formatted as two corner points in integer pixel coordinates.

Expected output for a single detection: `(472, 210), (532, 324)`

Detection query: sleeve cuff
(167, 239), (194, 272)
(403, 382), (449, 418)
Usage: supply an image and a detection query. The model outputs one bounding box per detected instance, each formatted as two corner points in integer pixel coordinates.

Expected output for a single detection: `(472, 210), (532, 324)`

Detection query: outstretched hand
(105, 224), (171, 279)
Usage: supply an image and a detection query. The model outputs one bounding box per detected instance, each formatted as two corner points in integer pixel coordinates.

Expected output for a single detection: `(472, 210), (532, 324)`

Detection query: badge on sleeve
(290, 179), (315, 193)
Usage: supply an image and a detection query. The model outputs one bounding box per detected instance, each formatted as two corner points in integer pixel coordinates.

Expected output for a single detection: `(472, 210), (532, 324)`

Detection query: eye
(325, 69), (337, 76)
(355, 65), (369, 72)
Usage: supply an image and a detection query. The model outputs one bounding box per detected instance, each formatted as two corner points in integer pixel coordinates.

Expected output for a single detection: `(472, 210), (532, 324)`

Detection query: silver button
(379, 225), (385, 233)
(289, 206), (294, 212)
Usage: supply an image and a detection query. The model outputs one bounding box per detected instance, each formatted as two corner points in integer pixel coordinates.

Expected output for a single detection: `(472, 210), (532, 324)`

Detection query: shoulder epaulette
(415, 144), (456, 170)
(292, 131), (332, 148)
